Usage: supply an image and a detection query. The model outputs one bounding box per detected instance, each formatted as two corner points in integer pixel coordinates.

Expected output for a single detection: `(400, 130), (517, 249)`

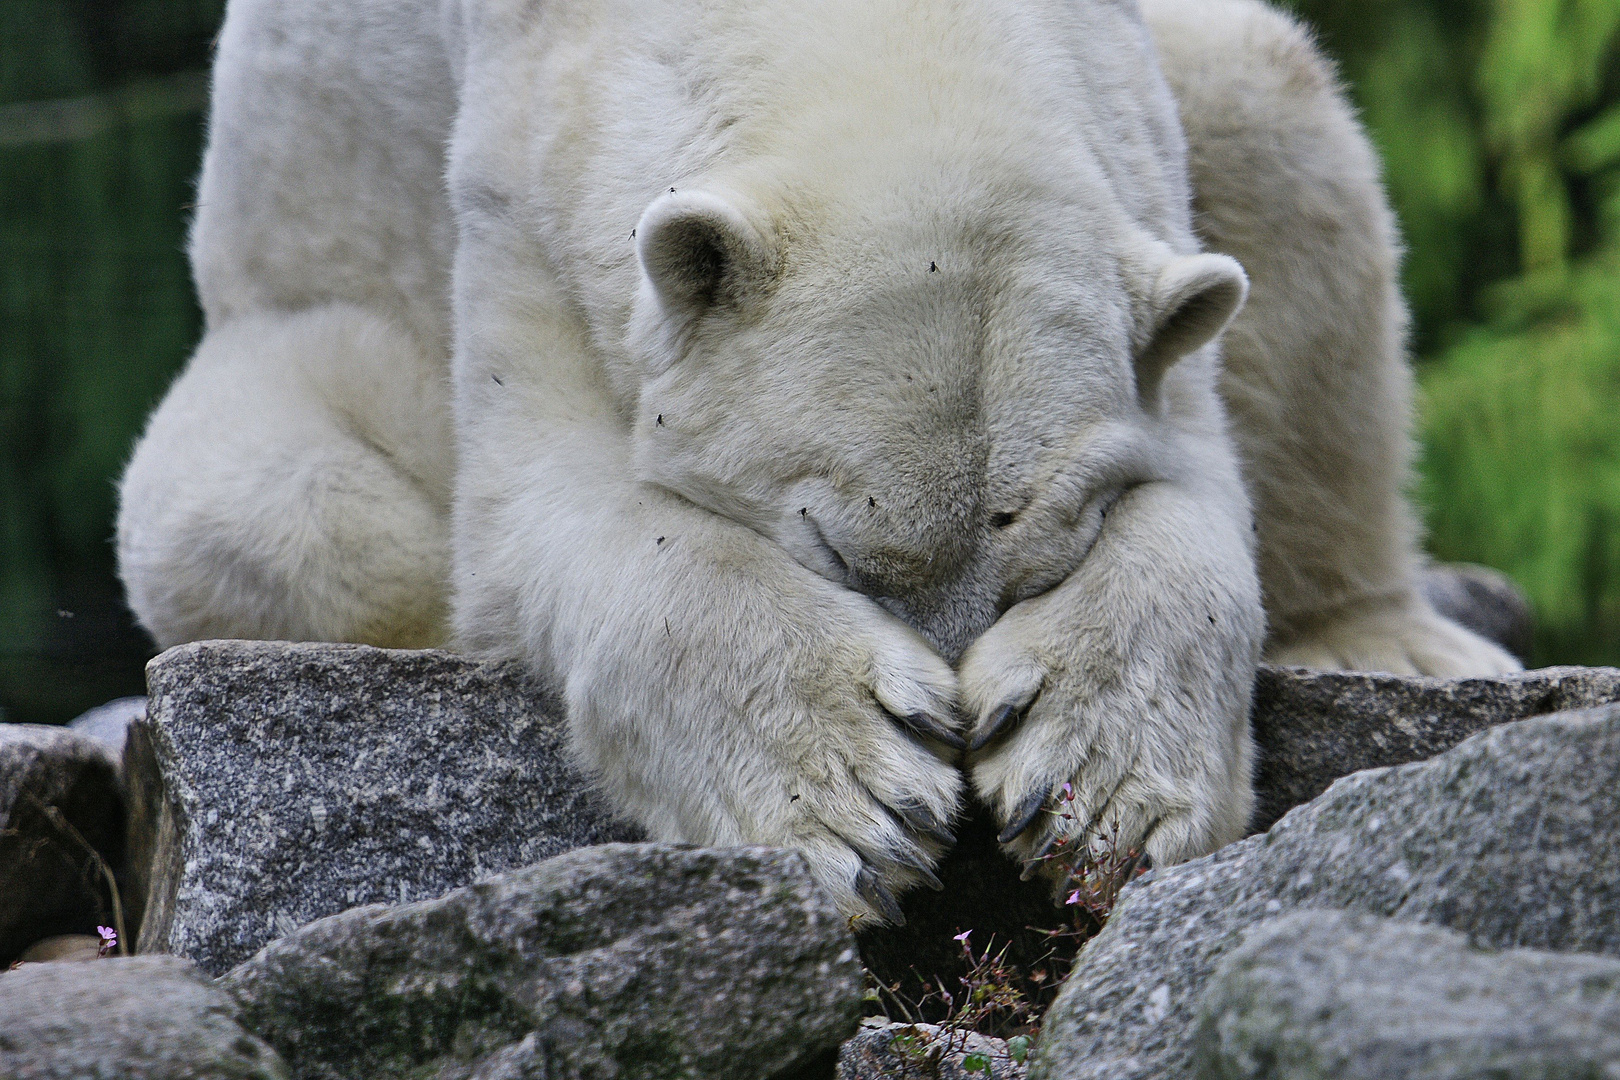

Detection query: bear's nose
(808, 510), (1004, 660)
(810, 509), (975, 600)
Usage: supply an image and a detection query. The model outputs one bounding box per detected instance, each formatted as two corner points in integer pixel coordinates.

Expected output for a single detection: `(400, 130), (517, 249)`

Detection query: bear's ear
(1135, 252), (1249, 406)
(635, 190), (779, 319)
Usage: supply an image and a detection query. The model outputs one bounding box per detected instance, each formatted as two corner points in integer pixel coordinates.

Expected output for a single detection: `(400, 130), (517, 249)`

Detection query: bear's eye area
(990, 511), (1017, 529)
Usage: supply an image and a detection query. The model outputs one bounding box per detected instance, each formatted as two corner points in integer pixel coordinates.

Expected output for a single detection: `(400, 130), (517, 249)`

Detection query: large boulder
(1192, 909), (1620, 1080)
(128, 640), (641, 974)
(0, 723), (127, 966)
(1030, 702), (1620, 1080)
(0, 954), (290, 1079)
(222, 843), (863, 1080)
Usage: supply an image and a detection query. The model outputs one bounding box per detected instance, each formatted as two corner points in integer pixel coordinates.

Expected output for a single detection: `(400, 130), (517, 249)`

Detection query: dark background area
(2, 0), (1618, 726)
(1, 0), (222, 724)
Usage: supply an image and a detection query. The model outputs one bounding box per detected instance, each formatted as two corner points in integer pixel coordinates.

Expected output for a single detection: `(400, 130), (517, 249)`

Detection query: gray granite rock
(1, 723), (128, 966)
(1030, 702), (1620, 1080)
(223, 843), (862, 1080)
(119, 637), (1620, 1005)
(838, 1022), (1030, 1080)
(128, 640), (641, 975)
(0, 954), (290, 1079)
(1248, 663), (1620, 832)
(1193, 909), (1620, 1080)
(1421, 562), (1534, 662)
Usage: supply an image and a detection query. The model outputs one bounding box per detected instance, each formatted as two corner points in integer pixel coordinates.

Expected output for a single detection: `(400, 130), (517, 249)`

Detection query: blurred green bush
(1, 0), (1617, 724)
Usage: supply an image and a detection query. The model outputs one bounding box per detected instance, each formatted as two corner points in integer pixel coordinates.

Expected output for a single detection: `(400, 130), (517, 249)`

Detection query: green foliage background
(1, 0), (1618, 724)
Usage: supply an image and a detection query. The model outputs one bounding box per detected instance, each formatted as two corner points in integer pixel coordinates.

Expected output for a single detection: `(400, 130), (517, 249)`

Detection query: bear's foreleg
(451, 327), (966, 926)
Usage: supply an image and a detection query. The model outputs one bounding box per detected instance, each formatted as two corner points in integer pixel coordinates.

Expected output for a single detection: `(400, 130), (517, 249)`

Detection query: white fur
(117, 0), (1518, 922)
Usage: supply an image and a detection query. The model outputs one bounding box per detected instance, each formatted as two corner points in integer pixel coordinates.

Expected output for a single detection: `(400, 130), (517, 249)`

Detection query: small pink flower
(96, 925), (117, 958)
(1065, 890), (1082, 906)
(953, 930), (972, 943)
(1061, 782), (1074, 801)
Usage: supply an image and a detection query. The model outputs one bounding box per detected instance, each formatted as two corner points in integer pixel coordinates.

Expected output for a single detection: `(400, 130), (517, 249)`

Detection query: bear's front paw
(581, 586), (971, 928)
(743, 611), (970, 926)
(956, 588), (1255, 884)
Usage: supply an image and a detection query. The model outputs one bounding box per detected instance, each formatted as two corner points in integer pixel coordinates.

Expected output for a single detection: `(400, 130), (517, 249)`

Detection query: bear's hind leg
(1145, 0), (1519, 676)
(117, 305), (453, 650)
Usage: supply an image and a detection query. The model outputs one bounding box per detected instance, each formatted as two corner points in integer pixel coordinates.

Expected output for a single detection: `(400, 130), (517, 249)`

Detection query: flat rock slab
(223, 843), (863, 1080)
(129, 640), (641, 975)
(0, 954), (289, 1079)
(1030, 702), (1620, 1080)
(1249, 663), (1620, 832)
(1194, 909), (1620, 1079)
(0, 723), (127, 966)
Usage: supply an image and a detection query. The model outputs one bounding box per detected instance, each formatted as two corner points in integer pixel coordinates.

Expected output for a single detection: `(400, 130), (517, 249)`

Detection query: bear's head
(626, 177), (1246, 659)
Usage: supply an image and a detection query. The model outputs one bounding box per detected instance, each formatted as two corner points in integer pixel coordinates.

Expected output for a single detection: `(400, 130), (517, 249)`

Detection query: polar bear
(117, 0), (1519, 922)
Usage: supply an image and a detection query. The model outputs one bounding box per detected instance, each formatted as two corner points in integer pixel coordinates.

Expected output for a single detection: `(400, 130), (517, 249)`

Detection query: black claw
(969, 702), (1023, 752)
(998, 788), (1048, 845)
(1108, 820), (1158, 886)
(889, 838), (940, 876)
(1019, 830), (1060, 881)
(848, 830), (945, 893)
(888, 800), (956, 846)
(855, 867), (906, 925)
(882, 840), (946, 892)
(886, 709), (967, 750)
